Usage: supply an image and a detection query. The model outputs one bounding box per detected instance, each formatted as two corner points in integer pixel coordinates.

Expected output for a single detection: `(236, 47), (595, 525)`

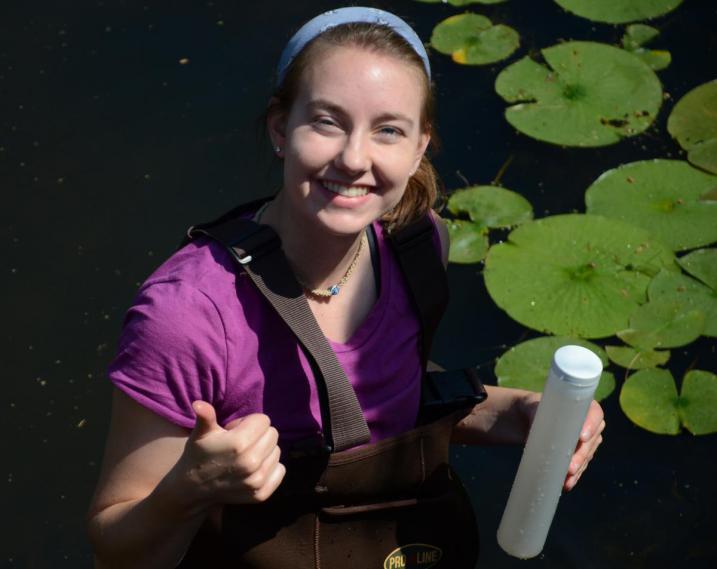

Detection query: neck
(260, 192), (366, 290)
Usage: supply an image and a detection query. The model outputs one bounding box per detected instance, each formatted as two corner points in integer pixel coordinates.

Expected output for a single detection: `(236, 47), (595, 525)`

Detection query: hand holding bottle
(523, 396), (605, 491)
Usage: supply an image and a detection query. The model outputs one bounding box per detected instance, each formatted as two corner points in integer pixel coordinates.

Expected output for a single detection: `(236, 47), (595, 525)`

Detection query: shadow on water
(1, 0), (715, 567)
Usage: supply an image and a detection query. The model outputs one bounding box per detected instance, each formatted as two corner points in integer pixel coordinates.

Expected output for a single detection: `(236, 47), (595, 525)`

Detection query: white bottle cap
(552, 345), (602, 387)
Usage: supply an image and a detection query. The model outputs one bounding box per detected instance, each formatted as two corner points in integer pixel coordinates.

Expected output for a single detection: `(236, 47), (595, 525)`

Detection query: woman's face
(268, 45), (430, 237)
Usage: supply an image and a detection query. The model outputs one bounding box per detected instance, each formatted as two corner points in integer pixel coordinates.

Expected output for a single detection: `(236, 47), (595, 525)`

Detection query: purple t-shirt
(109, 214), (441, 449)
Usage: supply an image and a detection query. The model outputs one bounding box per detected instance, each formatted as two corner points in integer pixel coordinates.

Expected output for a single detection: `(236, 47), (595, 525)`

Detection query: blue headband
(276, 7), (431, 87)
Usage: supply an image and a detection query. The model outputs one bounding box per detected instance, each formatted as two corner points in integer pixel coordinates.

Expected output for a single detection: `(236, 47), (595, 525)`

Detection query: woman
(87, 7), (604, 568)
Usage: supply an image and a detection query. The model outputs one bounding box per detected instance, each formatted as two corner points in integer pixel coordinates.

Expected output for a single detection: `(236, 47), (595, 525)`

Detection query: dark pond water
(2, 0), (715, 567)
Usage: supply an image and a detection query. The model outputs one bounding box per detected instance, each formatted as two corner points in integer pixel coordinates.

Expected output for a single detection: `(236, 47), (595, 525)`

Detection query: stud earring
(274, 146), (281, 154)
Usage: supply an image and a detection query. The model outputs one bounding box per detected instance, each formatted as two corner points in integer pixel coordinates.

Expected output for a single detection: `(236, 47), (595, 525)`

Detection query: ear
(266, 97), (288, 152)
(410, 132), (431, 175)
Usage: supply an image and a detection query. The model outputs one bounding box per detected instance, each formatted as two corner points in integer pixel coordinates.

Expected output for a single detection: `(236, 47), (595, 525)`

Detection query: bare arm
(87, 388), (285, 569)
(451, 385), (537, 446)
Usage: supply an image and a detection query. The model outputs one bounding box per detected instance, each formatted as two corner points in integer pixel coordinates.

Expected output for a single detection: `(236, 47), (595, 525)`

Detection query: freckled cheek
(373, 154), (414, 187)
(290, 134), (346, 167)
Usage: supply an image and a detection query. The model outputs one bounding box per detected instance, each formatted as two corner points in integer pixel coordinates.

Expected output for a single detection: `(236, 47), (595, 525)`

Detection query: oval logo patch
(383, 543), (443, 569)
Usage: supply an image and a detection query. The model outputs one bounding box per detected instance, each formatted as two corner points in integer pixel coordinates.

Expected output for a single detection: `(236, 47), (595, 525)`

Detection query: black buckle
(228, 225), (281, 265)
(419, 367), (488, 424)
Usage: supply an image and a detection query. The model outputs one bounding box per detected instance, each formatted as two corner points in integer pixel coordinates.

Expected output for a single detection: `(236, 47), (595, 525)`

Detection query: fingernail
(581, 428), (590, 440)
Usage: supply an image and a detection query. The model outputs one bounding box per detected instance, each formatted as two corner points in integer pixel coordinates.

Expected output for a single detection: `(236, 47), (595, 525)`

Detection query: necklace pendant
(329, 284), (340, 296)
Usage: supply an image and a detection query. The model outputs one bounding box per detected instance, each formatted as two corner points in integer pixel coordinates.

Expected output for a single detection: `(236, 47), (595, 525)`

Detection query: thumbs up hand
(175, 401), (286, 510)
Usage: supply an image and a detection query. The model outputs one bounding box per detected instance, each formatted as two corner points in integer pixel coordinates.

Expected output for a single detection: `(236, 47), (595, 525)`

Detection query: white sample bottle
(497, 345), (602, 559)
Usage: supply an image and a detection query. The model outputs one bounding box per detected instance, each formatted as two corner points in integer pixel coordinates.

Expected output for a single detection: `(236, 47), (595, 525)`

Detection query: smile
(321, 180), (371, 198)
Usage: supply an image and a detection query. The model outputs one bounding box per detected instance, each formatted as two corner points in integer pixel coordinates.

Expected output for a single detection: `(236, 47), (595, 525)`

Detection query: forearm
(451, 385), (539, 445)
(88, 474), (210, 569)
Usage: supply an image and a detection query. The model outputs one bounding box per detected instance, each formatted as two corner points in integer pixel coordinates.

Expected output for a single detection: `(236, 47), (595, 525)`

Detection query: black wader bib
(178, 198), (484, 568)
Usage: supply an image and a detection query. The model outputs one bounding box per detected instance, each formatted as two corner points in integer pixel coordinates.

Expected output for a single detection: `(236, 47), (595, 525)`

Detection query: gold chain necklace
(254, 201), (366, 298)
(296, 231), (367, 297)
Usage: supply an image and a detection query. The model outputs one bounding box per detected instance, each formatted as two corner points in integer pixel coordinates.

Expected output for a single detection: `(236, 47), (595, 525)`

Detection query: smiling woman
(86, 7), (603, 569)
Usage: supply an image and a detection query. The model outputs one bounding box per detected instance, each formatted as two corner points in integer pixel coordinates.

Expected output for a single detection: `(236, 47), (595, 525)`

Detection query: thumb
(190, 400), (223, 440)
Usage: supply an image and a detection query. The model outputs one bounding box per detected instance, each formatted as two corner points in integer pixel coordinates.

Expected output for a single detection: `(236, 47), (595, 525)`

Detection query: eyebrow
(306, 99), (415, 129)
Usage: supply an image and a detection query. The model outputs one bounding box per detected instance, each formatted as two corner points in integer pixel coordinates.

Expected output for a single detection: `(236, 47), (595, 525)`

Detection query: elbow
(86, 504), (125, 569)
(86, 509), (109, 568)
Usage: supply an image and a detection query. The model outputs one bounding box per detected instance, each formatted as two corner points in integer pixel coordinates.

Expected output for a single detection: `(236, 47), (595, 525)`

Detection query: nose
(334, 132), (371, 175)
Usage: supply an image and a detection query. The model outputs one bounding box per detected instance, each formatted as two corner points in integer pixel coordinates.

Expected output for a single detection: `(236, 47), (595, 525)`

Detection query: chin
(317, 213), (374, 237)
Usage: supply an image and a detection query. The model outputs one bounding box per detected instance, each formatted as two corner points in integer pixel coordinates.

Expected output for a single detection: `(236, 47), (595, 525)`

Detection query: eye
(377, 125), (403, 139)
(313, 116), (340, 130)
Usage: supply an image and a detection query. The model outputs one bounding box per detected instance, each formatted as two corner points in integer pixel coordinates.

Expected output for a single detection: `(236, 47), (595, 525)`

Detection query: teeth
(322, 181), (369, 197)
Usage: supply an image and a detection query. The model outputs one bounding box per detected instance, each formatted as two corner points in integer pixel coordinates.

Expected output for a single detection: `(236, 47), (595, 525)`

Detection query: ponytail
(381, 152), (444, 233)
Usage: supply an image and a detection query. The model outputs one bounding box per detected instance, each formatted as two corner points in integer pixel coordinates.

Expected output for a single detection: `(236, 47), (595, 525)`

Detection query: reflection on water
(2, 0), (715, 566)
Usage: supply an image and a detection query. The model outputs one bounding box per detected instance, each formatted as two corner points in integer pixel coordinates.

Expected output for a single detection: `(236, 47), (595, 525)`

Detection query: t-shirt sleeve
(108, 279), (227, 429)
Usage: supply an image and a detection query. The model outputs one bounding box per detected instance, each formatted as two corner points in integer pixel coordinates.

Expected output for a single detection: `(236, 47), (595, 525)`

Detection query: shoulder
(118, 237), (241, 357)
(144, 236), (237, 293)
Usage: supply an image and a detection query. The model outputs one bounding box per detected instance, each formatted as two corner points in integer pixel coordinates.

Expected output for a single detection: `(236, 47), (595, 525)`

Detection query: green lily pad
(430, 13), (520, 65)
(620, 24), (670, 71)
(495, 336), (615, 401)
(417, 0), (507, 5)
(687, 138), (717, 175)
(621, 24), (660, 50)
(631, 49), (671, 71)
(620, 368), (717, 435)
(446, 219), (489, 264)
(677, 248), (717, 290)
(701, 186), (717, 202)
(648, 269), (717, 337)
(620, 369), (680, 434)
(446, 186), (533, 229)
(495, 42), (662, 147)
(668, 80), (717, 175)
(681, 370), (717, 435)
(554, 0), (684, 24)
(617, 298), (705, 350)
(605, 345), (670, 369)
(484, 214), (677, 338)
(585, 160), (717, 252)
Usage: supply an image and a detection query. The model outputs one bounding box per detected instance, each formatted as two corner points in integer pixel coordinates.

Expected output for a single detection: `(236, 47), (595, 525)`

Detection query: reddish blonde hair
(266, 22), (443, 232)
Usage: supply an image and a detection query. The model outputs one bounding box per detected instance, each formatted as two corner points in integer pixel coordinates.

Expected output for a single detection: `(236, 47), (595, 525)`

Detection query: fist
(181, 401), (286, 507)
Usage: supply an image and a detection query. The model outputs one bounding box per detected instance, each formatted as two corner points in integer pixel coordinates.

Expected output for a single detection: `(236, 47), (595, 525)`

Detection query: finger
(580, 401), (605, 442)
(251, 461), (287, 503)
(569, 433), (603, 475)
(234, 426), (280, 476)
(226, 414), (273, 455)
(564, 471), (582, 492)
(243, 445), (282, 490)
(190, 401), (223, 440)
(224, 451), (285, 505)
(564, 461), (588, 491)
(249, 425), (281, 464)
(224, 415), (246, 431)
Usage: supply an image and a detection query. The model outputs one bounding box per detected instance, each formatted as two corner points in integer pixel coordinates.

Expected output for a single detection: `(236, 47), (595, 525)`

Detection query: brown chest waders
(178, 198), (485, 568)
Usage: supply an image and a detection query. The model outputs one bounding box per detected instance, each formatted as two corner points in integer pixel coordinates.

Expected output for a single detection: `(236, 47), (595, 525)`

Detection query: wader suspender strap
(187, 216), (371, 452)
(387, 215), (449, 373)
